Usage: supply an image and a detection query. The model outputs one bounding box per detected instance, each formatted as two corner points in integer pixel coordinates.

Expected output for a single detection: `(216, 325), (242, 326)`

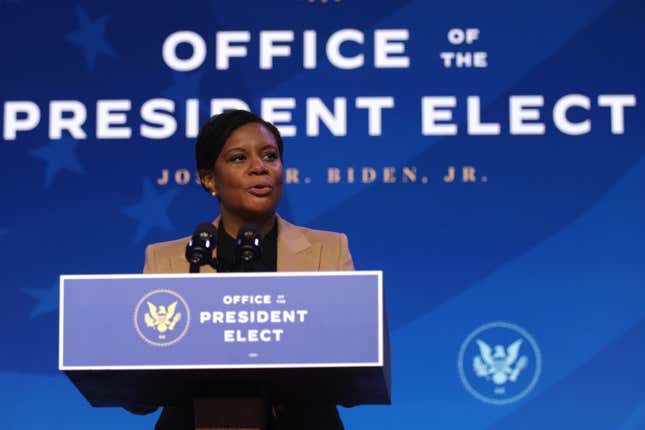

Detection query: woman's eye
(230, 154), (246, 162)
(263, 152), (278, 161)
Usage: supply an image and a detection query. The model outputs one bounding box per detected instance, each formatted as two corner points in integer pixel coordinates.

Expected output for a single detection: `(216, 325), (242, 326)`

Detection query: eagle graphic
(144, 301), (182, 334)
(473, 339), (528, 385)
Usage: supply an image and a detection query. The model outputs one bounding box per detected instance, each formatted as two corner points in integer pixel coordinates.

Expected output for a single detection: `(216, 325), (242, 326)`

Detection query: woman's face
(208, 122), (283, 223)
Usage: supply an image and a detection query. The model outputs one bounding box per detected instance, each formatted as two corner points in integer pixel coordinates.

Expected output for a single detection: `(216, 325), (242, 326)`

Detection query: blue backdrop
(1, 0), (644, 428)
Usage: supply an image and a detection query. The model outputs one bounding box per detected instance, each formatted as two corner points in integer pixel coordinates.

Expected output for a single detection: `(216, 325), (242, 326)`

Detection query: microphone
(185, 222), (218, 273)
(235, 224), (261, 271)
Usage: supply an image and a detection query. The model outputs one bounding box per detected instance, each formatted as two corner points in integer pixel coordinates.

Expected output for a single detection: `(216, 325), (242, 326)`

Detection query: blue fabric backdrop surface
(1, 0), (644, 428)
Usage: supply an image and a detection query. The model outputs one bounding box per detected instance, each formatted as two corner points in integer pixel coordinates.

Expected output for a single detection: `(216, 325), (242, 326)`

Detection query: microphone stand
(189, 258), (218, 273)
(239, 254), (255, 272)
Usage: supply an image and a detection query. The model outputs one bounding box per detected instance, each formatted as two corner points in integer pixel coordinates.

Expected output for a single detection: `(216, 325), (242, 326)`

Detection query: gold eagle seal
(134, 289), (190, 347)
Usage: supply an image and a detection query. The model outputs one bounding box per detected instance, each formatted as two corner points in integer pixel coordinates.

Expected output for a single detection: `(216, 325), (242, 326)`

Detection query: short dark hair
(195, 110), (284, 191)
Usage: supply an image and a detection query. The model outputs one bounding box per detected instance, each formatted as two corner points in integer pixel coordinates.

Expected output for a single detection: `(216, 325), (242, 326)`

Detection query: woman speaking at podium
(139, 110), (354, 430)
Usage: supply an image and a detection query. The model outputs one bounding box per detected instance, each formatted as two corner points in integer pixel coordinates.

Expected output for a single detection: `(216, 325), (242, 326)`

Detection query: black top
(216, 219), (278, 272)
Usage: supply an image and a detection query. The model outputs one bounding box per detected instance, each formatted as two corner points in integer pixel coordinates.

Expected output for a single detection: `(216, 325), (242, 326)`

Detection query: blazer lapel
(277, 216), (320, 272)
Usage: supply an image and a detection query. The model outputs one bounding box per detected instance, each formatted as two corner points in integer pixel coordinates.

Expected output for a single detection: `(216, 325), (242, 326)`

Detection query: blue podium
(59, 271), (390, 428)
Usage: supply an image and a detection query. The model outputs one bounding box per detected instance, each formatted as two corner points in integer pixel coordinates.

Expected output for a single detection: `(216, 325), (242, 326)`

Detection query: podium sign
(59, 271), (389, 406)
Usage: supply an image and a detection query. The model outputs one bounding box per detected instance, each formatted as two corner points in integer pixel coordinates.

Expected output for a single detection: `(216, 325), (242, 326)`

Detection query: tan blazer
(142, 215), (352, 430)
(143, 216), (354, 274)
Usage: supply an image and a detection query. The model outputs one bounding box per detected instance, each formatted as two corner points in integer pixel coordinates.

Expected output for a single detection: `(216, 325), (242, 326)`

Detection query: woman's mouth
(247, 184), (273, 197)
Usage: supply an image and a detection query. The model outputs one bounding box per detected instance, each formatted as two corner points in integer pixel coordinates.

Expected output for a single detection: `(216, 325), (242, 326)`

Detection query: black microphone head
(193, 222), (217, 239)
(235, 223), (261, 264)
(185, 222), (217, 266)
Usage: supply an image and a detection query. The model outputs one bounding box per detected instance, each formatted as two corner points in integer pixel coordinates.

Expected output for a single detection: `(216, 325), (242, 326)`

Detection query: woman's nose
(249, 156), (268, 174)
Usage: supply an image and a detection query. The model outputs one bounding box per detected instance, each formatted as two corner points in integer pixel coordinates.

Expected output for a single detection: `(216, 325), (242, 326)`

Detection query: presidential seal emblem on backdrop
(458, 321), (542, 405)
(134, 289), (191, 347)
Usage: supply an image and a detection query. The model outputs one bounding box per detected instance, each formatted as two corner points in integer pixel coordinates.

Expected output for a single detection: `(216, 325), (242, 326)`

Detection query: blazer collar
(276, 215), (319, 271)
